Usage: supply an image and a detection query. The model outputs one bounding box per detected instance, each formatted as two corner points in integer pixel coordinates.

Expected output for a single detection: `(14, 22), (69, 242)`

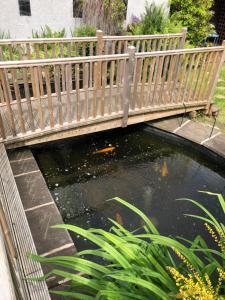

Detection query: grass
(197, 64), (225, 130)
(213, 64), (225, 126)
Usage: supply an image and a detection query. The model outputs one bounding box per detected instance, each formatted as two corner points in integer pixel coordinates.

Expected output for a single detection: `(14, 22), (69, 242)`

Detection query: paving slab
(8, 147), (76, 292)
(26, 203), (73, 256)
(175, 121), (220, 144)
(41, 244), (76, 289)
(205, 133), (225, 158)
(8, 148), (33, 162)
(15, 172), (54, 210)
(10, 157), (39, 176)
(151, 116), (188, 132)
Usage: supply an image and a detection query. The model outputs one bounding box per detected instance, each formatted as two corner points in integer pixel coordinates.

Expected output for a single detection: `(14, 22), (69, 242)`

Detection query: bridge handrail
(0, 41), (224, 146)
(0, 46), (223, 68)
(0, 29), (187, 61)
(0, 33), (184, 45)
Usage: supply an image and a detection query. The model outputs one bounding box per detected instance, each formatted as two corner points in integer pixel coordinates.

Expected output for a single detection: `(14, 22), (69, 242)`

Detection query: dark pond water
(32, 124), (225, 251)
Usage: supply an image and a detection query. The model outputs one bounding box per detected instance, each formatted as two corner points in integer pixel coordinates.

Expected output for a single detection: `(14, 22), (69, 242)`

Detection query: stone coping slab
(7, 148), (76, 291)
(147, 116), (225, 159)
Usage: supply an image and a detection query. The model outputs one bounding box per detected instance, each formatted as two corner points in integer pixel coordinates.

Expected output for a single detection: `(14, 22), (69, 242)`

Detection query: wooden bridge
(0, 29), (223, 149)
(0, 30), (225, 299)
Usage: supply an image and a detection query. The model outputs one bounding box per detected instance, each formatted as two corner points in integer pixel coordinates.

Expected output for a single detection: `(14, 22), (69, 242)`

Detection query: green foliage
(32, 25), (66, 39)
(71, 24), (96, 37)
(31, 193), (225, 299)
(0, 30), (10, 39)
(130, 3), (182, 35)
(170, 0), (214, 46)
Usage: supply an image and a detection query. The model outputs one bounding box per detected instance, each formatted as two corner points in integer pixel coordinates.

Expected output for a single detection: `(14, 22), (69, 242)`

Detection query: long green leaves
(31, 193), (225, 299)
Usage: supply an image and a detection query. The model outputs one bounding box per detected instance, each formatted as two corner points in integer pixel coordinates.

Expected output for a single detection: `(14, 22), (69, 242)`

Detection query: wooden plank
(54, 65), (63, 126)
(176, 54), (190, 103)
(0, 69), (16, 136)
(181, 53), (196, 103)
(109, 60), (115, 115)
(101, 61), (107, 116)
(44, 44), (49, 59)
(187, 52), (202, 102)
(75, 64), (81, 122)
(65, 64), (72, 123)
(152, 56), (164, 106)
(33, 66), (45, 130)
(122, 46), (135, 127)
(44, 66), (54, 128)
(132, 58), (143, 109)
(140, 58), (149, 108)
(11, 69), (26, 134)
(5, 104), (207, 148)
(22, 68), (35, 131)
(147, 57), (157, 106)
(93, 62), (98, 118)
(192, 52), (208, 102)
(83, 62), (89, 120)
(204, 50), (223, 107)
(115, 59), (122, 112)
(89, 42), (94, 87)
(196, 52), (212, 101)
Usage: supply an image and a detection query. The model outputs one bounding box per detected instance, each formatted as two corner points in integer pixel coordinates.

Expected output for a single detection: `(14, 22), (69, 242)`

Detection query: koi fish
(94, 147), (115, 154)
(115, 212), (123, 225)
(161, 161), (169, 177)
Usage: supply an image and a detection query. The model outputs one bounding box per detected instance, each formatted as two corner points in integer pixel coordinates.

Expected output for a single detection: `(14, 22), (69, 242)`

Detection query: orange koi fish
(115, 212), (123, 225)
(161, 161), (169, 177)
(94, 147), (115, 154)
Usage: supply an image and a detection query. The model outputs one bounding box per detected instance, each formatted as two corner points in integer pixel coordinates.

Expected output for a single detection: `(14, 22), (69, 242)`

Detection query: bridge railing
(0, 44), (224, 145)
(0, 29), (187, 61)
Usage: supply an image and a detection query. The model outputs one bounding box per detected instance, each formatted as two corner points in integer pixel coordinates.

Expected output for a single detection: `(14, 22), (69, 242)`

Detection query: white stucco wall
(126, 0), (168, 24)
(0, 0), (81, 38)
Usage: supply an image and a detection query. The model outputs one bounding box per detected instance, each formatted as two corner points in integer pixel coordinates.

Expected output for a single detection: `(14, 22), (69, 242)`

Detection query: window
(73, 0), (83, 18)
(18, 0), (31, 16)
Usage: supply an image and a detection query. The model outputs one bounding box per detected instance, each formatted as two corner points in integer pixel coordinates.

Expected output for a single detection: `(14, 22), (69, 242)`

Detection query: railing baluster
(54, 65), (63, 126)
(75, 64), (81, 122)
(44, 66), (54, 128)
(11, 68), (26, 134)
(0, 69), (16, 136)
(33, 66), (44, 130)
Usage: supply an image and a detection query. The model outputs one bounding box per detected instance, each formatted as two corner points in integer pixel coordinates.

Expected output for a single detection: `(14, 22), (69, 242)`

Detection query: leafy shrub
(170, 0), (214, 46)
(32, 25), (66, 38)
(71, 24), (97, 37)
(129, 3), (182, 35)
(31, 192), (225, 299)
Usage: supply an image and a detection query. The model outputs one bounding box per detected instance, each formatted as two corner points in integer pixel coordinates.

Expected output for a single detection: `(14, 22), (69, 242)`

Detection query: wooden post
(96, 30), (104, 55)
(206, 41), (225, 113)
(96, 30), (104, 88)
(179, 28), (187, 49)
(122, 46), (136, 128)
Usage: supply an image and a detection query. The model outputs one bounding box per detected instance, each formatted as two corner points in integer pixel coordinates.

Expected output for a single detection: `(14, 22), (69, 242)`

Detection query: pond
(32, 124), (225, 251)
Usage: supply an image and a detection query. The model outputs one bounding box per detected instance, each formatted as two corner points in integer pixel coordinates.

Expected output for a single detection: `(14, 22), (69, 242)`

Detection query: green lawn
(213, 64), (225, 126)
(197, 64), (225, 130)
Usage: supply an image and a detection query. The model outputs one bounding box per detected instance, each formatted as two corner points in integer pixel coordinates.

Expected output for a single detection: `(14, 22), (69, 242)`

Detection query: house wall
(126, 0), (168, 24)
(0, 0), (81, 38)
